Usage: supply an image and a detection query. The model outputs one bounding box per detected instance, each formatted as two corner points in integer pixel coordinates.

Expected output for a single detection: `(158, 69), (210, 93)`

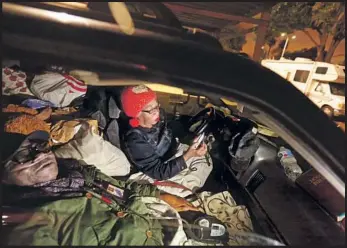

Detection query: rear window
(294, 70), (310, 83)
(329, 82), (345, 96)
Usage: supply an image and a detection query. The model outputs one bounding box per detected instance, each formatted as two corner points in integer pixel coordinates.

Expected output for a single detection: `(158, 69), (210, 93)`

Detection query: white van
(261, 58), (345, 117)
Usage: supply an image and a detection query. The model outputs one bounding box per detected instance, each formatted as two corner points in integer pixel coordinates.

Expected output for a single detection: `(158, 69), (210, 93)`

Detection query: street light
(281, 34), (296, 59)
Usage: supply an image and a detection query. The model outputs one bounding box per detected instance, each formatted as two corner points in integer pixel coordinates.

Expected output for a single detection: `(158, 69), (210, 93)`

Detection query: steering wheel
(188, 107), (216, 135)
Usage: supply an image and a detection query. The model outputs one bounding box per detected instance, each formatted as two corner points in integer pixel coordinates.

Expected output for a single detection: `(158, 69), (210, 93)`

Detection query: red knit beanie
(121, 85), (157, 127)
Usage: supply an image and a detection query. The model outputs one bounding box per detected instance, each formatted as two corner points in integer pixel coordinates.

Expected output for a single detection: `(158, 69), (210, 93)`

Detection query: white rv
(261, 58), (345, 117)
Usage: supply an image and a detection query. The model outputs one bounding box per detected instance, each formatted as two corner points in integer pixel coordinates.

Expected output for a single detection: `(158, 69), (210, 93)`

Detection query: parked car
(2, 2), (345, 246)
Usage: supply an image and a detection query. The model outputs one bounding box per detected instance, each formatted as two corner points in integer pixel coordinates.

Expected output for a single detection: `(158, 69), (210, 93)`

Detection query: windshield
(329, 82), (345, 96)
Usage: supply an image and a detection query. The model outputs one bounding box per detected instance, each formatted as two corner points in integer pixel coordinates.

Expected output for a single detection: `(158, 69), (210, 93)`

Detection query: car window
(293, 70), (310, 83)
(329, 82), (345, 96)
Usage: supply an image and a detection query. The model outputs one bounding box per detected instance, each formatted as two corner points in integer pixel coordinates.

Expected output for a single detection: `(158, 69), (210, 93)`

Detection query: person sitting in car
(121, 85), (213, 197)
(1, 131), (209, 246)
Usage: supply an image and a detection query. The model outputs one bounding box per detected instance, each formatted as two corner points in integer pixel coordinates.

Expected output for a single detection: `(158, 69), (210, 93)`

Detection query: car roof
(2, 2), (345, 196)
(12, 2), (223, 50)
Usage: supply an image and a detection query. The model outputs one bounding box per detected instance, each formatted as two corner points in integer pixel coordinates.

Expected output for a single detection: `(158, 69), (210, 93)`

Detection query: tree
(218, 26), (247, 52)
(268, 39), (286, 60)
(264, 2), (345, 62)
(264, 35), (276, 59)
(265, 3), (312, 59)
(312, 3), (346, 62)
(284, 47), (318, 60)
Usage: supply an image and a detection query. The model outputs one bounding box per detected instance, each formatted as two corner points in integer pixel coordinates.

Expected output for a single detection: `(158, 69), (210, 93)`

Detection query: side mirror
(316, 85), (324, 94)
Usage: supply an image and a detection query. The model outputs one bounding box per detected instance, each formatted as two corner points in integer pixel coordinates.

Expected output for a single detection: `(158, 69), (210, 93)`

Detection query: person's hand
(159, 193), (201, 212)
(183, 139), (208, 161)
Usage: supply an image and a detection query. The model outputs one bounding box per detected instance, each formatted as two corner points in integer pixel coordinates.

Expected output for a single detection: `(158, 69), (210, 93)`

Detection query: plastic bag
(30, 72), (87, 107)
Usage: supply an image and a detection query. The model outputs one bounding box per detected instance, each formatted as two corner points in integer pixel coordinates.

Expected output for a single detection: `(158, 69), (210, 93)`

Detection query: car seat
(82, 86), (124, 148)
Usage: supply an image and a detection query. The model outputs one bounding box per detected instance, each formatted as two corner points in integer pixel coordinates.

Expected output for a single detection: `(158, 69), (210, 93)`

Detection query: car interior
(2, 59), (345, 245)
